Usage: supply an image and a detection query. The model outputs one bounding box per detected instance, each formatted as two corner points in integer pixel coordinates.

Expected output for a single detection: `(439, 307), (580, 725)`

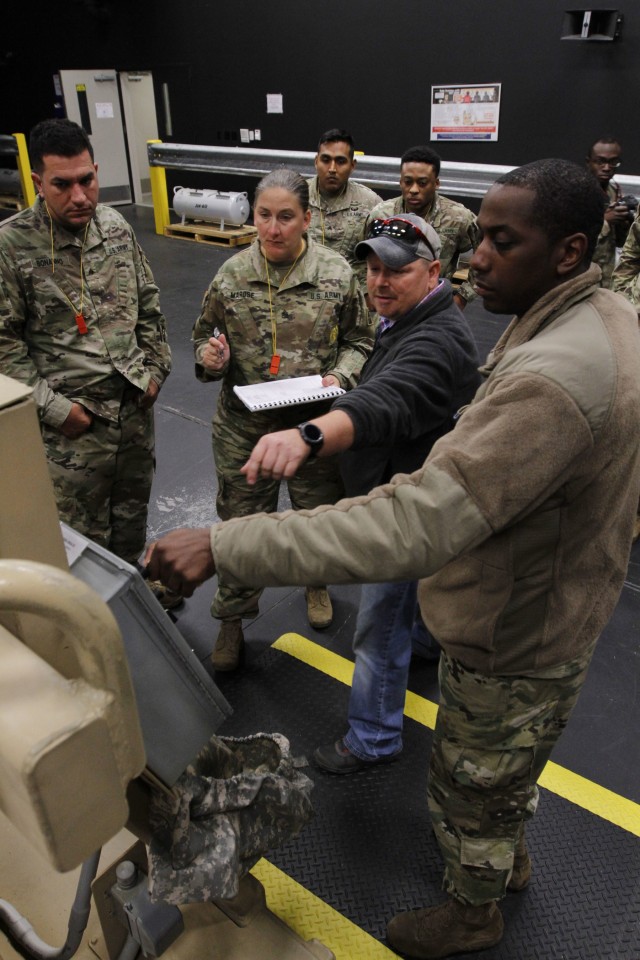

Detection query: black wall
(6, 1), (639, 173)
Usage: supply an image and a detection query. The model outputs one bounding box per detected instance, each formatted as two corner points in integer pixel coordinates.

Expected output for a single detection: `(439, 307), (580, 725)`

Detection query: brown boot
(508, 832), (532, 892)
(211, 620), (244, 672)
(386, 897), (503, 959)
(305, 586), (333, 629)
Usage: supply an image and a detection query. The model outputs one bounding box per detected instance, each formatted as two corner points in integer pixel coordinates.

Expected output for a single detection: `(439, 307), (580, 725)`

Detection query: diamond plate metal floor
(214, 641), (640, 960)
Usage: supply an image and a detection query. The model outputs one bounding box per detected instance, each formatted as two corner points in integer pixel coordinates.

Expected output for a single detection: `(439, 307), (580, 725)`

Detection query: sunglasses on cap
(368, 217), (437, 260)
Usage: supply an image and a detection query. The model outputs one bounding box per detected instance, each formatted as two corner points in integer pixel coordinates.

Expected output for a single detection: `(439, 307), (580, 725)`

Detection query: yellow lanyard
(47, 203), (90, 335)
(262, 240), (305, 375)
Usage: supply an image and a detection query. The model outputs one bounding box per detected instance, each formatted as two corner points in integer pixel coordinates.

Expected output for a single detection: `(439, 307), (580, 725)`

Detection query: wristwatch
(297, 421), (324, 458)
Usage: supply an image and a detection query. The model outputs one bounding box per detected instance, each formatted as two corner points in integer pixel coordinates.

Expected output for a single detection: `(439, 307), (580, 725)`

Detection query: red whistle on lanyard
(75, 313), (88, 335)
(269, 354), (281, 376)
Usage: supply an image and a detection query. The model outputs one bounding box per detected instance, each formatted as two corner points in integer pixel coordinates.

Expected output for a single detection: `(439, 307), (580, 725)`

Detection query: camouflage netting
(147, 732), (314, 903)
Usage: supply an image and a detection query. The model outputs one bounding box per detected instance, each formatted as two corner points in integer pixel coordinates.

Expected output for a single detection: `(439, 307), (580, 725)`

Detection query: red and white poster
(431, 84), (501, 142)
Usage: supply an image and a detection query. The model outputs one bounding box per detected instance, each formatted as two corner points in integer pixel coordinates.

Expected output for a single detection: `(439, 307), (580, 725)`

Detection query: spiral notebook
(233, 375), (344, 412)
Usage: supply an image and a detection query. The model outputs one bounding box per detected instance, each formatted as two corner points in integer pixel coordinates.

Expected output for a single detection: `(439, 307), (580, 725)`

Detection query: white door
(58, 68), (131, 205)
(118, 72), (159, 205)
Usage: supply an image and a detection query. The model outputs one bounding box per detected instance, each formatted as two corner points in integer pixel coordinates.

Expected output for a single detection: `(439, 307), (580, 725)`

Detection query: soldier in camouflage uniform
(586, 137), (634, 287)
(150, 159), (640, 959)
(0, 120), (172, 581)
(612, 207), (640, 540)
(612, 203), (640, 312)
(193, 167), (372, 670)
(366, 145), (479, 310)
(306, 129), (381, 281)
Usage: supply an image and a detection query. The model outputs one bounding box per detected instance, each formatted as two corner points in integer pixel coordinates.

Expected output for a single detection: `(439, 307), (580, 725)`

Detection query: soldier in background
(586, 136), (634, 287)
(193, 167), (372, 671)
(612, 203), (640, 311)
(612, 205), (640, 539)
(366, 145), (479, 310)
(0, 118), (174, 603)
(307, 128), (381, 276)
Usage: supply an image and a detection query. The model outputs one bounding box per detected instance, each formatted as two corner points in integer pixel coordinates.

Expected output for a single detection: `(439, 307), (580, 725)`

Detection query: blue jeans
(343, 580), (418, 761)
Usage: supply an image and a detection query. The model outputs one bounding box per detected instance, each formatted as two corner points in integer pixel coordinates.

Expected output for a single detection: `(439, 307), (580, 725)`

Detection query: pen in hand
(213, 327), (225, 359)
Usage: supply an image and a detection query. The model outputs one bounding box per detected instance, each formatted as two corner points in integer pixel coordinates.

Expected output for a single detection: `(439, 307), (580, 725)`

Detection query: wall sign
(431, 84), (501, 141)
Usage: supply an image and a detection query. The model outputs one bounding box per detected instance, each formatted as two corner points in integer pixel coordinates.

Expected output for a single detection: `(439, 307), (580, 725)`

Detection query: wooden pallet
(0, 194), (24, 211)
(164, 221), (257, 247)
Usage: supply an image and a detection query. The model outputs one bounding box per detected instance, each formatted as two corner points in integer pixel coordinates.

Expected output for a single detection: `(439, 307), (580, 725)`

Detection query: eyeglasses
(368, 217), (437, 259)
(590, 156), (622, 168)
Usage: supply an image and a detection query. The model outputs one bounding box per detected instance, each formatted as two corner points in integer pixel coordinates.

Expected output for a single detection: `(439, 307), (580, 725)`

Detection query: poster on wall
(431, 84), (501, 141)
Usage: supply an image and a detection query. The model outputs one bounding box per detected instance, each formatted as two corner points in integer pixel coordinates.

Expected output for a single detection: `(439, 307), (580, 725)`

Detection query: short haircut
(494, 158), (606, 262)
(254, 167), (310, 212)
(317, 129), (355, 159)
(400, 145), (441, 176)
(29, 119), (94, 173)
(587, 136), (621, 157)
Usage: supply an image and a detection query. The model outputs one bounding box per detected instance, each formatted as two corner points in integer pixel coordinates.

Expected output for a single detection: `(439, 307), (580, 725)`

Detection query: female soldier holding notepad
(193, 168), (373, 670)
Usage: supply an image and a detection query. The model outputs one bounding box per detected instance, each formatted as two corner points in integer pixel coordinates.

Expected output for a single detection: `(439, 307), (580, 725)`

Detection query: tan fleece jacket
(211, 265), (640, 675)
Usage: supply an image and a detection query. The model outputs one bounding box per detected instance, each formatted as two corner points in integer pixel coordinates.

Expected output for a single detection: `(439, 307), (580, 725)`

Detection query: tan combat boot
(386, 896), (504, 959)
(211, 620), (244, 671)
(305, 586), (333, 629)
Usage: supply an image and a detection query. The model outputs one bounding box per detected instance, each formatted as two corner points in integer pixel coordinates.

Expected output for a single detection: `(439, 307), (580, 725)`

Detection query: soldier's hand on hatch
(144, 528), (216, 597)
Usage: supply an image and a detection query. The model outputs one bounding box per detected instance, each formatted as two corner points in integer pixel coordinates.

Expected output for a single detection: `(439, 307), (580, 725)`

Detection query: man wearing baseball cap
(238, 212), (481, 772)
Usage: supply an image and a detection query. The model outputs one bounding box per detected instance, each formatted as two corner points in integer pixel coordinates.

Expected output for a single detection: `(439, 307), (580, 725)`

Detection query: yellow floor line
(251, 859), (399, 959)
(273, 632), (640, 839)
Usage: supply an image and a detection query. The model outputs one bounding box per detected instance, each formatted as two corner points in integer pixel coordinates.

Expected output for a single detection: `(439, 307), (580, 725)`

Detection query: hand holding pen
(202, 326), (230, 372)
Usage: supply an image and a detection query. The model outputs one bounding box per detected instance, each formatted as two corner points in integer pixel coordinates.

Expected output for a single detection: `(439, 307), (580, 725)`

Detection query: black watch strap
(297, 421), (324, 458)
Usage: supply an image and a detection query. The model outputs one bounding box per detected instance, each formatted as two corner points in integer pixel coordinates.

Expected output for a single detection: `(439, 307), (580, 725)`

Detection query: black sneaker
(313, 737), (401, 774)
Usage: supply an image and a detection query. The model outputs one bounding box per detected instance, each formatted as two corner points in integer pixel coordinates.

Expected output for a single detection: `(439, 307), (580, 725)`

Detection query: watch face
(298, 421), (324, 451)
(303, 423), (322, 442)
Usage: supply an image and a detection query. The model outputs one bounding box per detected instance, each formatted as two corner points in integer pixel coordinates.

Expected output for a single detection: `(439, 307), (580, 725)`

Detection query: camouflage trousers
(147, 732), (314, 903)
(42, 395), (155, 565)
(428, 649), (593, 905)
(211, 404), (344, 621)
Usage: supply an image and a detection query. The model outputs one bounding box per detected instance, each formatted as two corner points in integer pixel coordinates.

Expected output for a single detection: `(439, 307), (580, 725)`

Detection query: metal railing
(147, 141), (640, 200)
(147, 141), (640, 235)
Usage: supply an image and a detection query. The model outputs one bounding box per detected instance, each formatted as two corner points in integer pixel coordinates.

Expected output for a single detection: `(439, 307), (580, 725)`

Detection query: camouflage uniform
(148, 732), (314, 903)
(612, 204), (640, 312)
(593, 180), (633, 288)
(366, 194), (479, 305)
(307, 175), (381, 274)
(0, 197), (171, 563)
(193, 236), (373, 621)
(429, 649), (592, 905)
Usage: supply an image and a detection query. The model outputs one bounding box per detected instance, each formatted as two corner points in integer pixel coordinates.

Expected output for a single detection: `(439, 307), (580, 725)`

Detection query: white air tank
(172, 186), (250, 228)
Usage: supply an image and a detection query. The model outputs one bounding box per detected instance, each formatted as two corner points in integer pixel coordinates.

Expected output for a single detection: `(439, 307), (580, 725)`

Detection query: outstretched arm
(241, 409), (355, 484)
